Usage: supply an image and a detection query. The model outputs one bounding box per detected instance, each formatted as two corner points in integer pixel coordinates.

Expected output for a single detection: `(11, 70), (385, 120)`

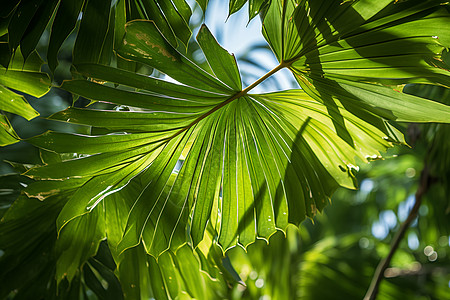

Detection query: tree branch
(363, 165), (430, 300)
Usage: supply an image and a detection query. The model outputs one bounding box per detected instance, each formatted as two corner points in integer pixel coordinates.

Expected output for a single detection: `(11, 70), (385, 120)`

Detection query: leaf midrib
(161, 61), (290, 143)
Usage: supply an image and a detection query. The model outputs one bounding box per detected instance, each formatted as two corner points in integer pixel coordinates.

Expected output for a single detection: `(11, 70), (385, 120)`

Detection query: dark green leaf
(55, 207), (106, 284)
(73, 0), (112, 65)
(7, 0), (43, 52)
(48, 0), (86, 72)
(20, 0), (58, 60)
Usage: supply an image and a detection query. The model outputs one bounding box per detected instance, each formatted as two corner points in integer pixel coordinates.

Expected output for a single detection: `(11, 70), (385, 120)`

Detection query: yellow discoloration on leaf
(134, 48), (151, 58)
(135, 33), (177, 62)
(310, 204), (317, 216)
(25, 189), (61, 201)
(89, 78), (107, 84)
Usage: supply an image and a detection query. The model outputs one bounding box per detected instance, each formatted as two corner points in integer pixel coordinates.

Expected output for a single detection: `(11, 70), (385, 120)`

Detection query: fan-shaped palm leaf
(25, 0), (450, 263)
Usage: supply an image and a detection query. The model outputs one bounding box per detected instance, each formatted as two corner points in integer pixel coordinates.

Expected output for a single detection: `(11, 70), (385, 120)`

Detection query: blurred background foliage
(0, 0), (449, 299)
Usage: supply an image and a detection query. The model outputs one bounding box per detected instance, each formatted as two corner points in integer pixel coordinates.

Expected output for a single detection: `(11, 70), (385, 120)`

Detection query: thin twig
(363, 165), (430, 300)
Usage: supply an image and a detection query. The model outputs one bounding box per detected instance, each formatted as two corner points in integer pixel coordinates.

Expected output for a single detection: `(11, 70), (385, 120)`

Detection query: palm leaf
(2, 1), (449, 297)
(24, 10), (450, 260)
(262, 0), (450, 127)
(0, 152), (230, 299)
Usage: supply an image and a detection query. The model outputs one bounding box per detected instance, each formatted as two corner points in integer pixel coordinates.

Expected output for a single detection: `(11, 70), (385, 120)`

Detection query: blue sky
(188, 0), (297, 92)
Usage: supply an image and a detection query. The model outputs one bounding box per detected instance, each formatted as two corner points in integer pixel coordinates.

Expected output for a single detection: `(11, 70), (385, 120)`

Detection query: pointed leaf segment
(0, 49), (50, 146)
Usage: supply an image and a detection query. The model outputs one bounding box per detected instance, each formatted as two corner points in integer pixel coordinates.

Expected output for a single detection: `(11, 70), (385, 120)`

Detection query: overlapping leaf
(262, 0), (450, 130)
(0, 48), (50, 146)
(228, 0), (269, 19)
(1, 0), (194, 72)
(0, 152), (231, 299)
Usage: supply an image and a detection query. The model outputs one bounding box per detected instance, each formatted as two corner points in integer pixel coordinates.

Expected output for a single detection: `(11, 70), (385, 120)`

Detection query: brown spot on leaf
(310, 204), (317, 216)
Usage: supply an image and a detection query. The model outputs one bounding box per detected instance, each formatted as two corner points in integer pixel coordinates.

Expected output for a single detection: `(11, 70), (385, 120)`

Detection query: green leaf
(73, 63), (229, 100)
(249, 0), (267, 20)
(27, 20), (411, 259)
(28, 131), (171, 154)
(0, 49), (50, 97)
(25, 4), (450, 268)
(174, 245), (208, 299)
(0, 85), (39, 120)
(156, 0), (192, 47)
(0, 68), (51, 97)
(0, 174), (33, 218)
(195, 0), (209, 12)
(1, 186), (124, 299)
(227, 0), (268, 18)
(0, 114), (20, 146)
(47, 0), (85, 72)
(60, 80), (222, 112)
(6, 0), (43, 53)
(5, 0), (194, 72)
(229, 0), (247, 16)
(23, 177), (89, 201)
(197, 25), (242, 91)
(3, 1), (450, 298)
(260, 0), (450, 163)
(115, 242), (225, 299)
(117, 131), (192, 255)
(173, 0), (193, 23)
(72, 0), (112, 65)
(115, 244), (153, 300)
(55, 207), (106, 284)
(117, 21), (232, 94)
(7, 46), (46, 71)
(0, 49), (48, 146)
(54, 154), (155, 232)
(0, 194), (65, 299)
(337, 79), (450, 123)
(83, 256), (124, 300)
(20, 0), (59, 60)
(48, 107), (202, 133)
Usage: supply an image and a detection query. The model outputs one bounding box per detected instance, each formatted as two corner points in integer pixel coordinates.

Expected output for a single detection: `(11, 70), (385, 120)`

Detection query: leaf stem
(165, 62), (288, 141)
(363, 165), (430, 300)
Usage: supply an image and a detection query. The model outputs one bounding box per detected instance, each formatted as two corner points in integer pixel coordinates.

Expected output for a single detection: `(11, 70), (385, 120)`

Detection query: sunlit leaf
(197, 25), (242, 90)
(24, 20), (424, 259)
(2, 1), (450, 299)
(0, 114), (20, 146)
(0, 49), (50, 146)
(262, 0), (450, 128)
